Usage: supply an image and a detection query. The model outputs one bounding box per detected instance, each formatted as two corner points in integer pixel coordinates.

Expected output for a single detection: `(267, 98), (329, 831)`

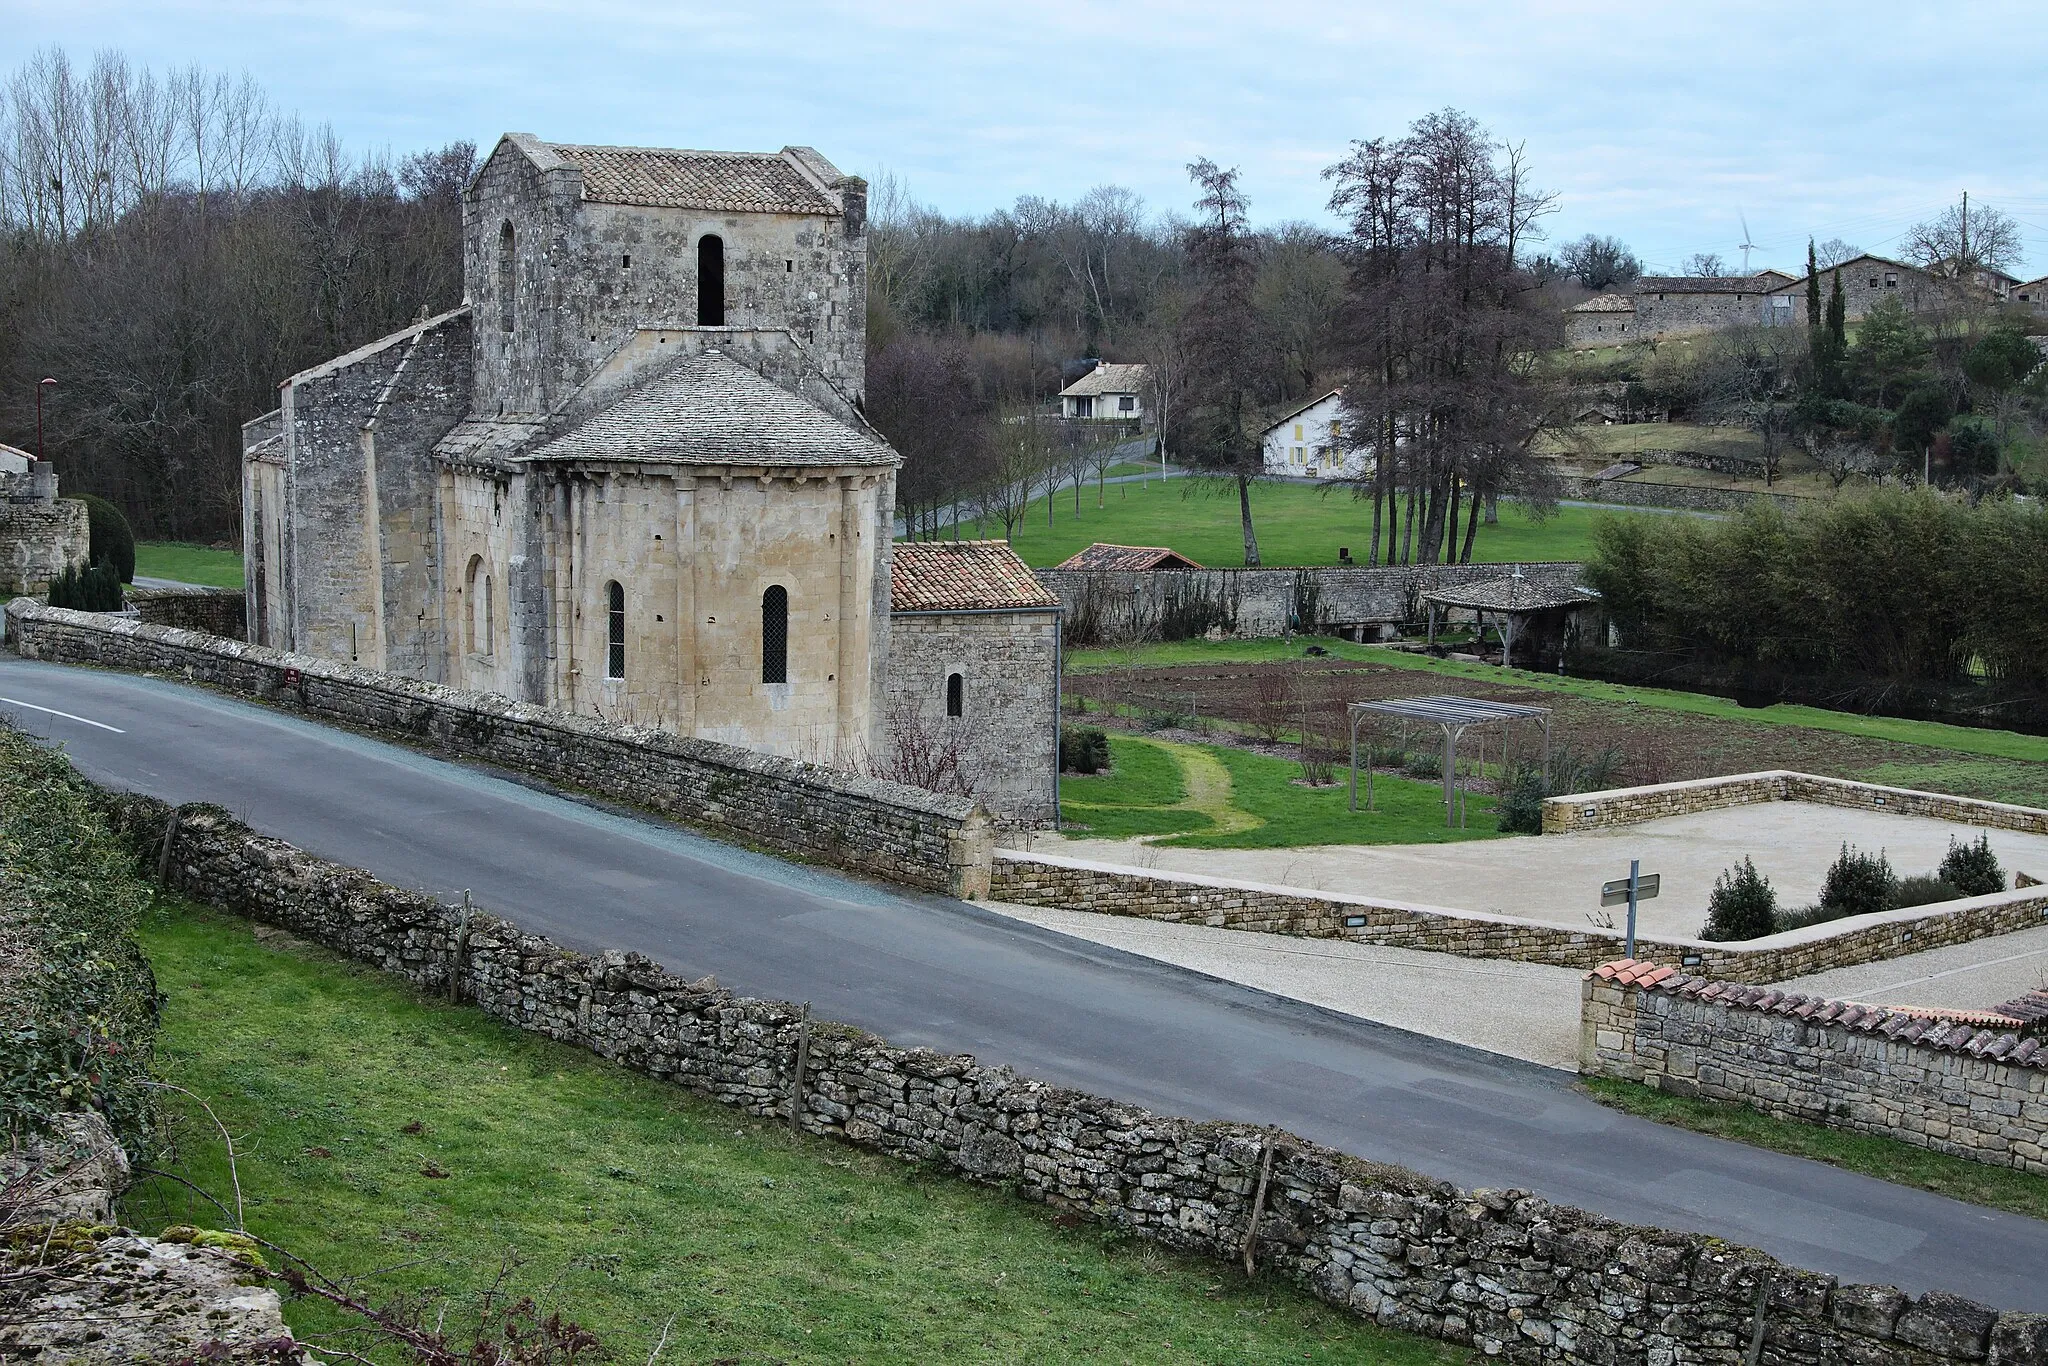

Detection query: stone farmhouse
(1563, 293), (1636, 347)
(1258, 389), (1372, 479)
(1625, 270), (1797, 341)
(241, 132), (1057, 819)
(1057, 362), (1149, 420)
(1768, 253), (1992, 325)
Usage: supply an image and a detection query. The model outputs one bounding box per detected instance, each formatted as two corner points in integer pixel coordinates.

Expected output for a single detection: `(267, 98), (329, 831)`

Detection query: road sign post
(1600, 861), (1660, 960)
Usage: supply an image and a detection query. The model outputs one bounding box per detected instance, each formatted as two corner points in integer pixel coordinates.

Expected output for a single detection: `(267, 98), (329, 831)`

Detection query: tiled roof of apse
(540, 142), (842, 216)
(892, 541), (1060, 612)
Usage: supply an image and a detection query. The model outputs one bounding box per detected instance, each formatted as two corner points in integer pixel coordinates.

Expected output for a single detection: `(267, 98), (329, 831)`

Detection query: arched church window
(946, 672), (964, 718)
(605, 580), (625, 680)
(697, 234), (725, 326)
(761, 585), (788, 684)
(498, 221), (516, 333)
(465, 554), (493, 656)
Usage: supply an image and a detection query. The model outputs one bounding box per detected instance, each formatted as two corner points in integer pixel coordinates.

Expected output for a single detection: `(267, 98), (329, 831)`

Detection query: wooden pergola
(1347, 694), (1553, 828)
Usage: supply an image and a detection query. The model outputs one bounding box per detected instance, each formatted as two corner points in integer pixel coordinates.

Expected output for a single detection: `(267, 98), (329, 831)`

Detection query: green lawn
(134, 541), (244, 588)
(1582, 1077), (2048, 1223)
(128, 904), (1471, 1365)
(1067, 637), (2048, 766)
(949, 482), (1663, 567)
(1059, 732), (1501, 848)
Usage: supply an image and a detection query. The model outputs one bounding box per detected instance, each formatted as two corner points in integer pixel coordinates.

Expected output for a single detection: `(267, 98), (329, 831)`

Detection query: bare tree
(1682, 252), (1727, 276)
(1816, 237), (1862, 268)
(1905, 196), (2023, 280)
(1176, 157), (1270, 565)
(1255, 222), (1345, 397)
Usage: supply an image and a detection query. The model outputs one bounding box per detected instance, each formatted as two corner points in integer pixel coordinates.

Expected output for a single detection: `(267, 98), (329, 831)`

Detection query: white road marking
(0, 696), (126, 733)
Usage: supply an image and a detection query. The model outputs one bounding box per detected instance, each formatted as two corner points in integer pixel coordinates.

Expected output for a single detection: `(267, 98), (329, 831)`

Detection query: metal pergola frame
(1347, 695), (1552, 827)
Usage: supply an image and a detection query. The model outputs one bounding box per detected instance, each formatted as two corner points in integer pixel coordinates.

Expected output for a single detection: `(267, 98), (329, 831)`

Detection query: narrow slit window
(761, 585), (788, 684)
(497, 222), (516, 332)
(698, 234), (726, 325)
(946, 672), (964, 718)
(605, 581), (625, 680)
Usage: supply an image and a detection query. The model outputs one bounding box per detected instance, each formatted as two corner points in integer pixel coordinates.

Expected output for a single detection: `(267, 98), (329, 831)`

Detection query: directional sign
(1601, 873), (1660, 906)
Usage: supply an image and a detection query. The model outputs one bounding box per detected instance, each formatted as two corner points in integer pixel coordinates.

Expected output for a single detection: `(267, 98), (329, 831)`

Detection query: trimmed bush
(1938, 834), (2005, 897)
(78, 492), (136, 583)
(1816, 844), (1897, 922)
(1890, 874), (1963, 910)
(1060, 727), (1110, 775)
(1700, 857), (1778, 941)
(47, 561), (124, 612)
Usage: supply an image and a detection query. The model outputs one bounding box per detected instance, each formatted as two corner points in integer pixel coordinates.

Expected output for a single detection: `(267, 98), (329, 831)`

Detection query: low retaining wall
(1038, 561), (1586, 644)
(1556, 475), (1815, 514)
(990, 848), (2048, 984)
(1582, 959), (2048, 1177)
(127, 585), (246, 640)
(5, 600), (993, 898)
(1545, 769), (2048, 837)
(107, 794), (2048, 1362)
(1627, 448), (1772, 478)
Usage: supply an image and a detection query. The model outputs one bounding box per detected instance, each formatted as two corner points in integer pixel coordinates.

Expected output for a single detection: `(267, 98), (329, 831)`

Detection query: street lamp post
(35, 377), (57, 462)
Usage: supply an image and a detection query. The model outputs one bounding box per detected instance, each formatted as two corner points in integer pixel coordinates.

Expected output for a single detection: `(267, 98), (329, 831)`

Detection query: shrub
(1938, 834), (2005, 897)
(1402, 749), (1442, 779)
(1699, 857), (1778, 941)
(1495, 768), (1548, 835)
(1816, 844), (1897, 921)
(78, 493), (136, 583)
(47, 561), (124, 611)
(1060, 727), (1109, 775)
(1889, 874), (1963, 910)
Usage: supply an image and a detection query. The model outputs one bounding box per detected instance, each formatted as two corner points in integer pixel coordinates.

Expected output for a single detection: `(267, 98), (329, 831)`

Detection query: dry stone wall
(100, 793), (2048, 1363)
(127, 586), (247, 640)
(990, 848), (2048, 984)
(0, 495), (88, 597)
(1582, 960), (2048, 1177)
(6, 600), (992, 898)
(1554, 475), (1816, 514)
(1545, 770), (2048, 837)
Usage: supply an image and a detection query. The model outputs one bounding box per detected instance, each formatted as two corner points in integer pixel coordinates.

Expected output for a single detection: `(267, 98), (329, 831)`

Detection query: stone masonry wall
(102, 794), (2048, 1363)
(127, 586), (247, 640)
(1581, 960), (2048, 1177)
(885, 609), (1060, 822)
(1544, 770), (2048, 838)
(1623, 448), (1772, 478)
(1554, 475), (1816, 515)
(0, 497), (88, 597)
(1039, 561), (1588, 644)
(989, 847), (2048, 984)
(5, 601), (992, 898)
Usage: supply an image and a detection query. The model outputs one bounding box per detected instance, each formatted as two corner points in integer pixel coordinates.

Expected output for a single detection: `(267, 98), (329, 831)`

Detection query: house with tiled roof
(888, 541), (1062, 819)
(1054, 543), (1203, 572)
(1058, 362), (1150, 421)
(1258, 388), (1371, 479)
(1630, 272), (1802, 338)
(240, 131), (1060, 819)
(1564, 293), (1636, 348)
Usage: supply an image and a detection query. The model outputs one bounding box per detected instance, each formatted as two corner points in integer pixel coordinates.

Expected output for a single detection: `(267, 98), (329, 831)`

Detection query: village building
(1565, 293), (1637, 348)
(0, 444), (87, 597)
(1258, 389), (1371, 479)
(2014, 276), (2048, 316)
(1057, 362), (1149, 420)
(1764, 254), (1980, 324)
(240, 131), (1058, 820)
(1629, 271), (1798, 339)
(1054, 543), (1203, 571)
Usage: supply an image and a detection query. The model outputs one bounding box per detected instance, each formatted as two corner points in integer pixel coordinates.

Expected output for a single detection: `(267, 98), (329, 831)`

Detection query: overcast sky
(11, 0), (2048, 277)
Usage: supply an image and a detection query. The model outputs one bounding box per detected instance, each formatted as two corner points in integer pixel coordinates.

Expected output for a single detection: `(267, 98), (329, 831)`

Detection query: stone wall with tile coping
(1544, 770), (2048, 838)
(1581, 960), (2048, 1177)
(989, 848), (2048, 984)
(88, 790), (2048, 1363)
(4, 599), (992, 897)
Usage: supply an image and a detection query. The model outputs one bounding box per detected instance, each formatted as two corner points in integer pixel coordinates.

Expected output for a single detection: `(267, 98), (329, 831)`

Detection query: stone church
(242, 133), (1057, 818)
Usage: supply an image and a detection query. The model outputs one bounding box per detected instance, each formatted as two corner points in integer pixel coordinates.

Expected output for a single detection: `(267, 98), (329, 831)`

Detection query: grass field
(947, 481), (1665, 568)
(134, 541), (244, 587)
(1582, 1077), (2048, 1223)
(1059, 732), (1500, 847)
(128, 904), (1471, 1365)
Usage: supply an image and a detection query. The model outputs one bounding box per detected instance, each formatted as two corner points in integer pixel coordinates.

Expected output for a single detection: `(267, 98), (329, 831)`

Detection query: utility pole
(1960, 190), (1970, 276)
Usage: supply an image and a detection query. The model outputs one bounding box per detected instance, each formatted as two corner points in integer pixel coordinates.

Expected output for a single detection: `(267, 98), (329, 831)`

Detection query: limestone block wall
(1553, 475), (1816, 514)
(1625, 447), (1771, 478)
(988, 847), (2048, 984)
(1039, 561), (1588, 644)
(885, 609), (1060, 821)
(1581, 960), (2048, 1176)
(5, 601), (991, 898)
(90, 793), (2048, 1363)
(127, 586), (247, 640)
(1544, 770), (2048, 837)
(0, 497), (88, 596)
(1632, 288), (1777, 338)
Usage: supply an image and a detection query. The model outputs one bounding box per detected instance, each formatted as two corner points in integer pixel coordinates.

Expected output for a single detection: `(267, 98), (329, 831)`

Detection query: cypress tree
(1826, 267), (1846, 344)
(1805, 239), (1821, 327)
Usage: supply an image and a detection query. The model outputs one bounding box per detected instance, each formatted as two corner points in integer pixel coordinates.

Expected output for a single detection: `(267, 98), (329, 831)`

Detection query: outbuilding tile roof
(1636, 274), (1782, 295)
(526, 350), (894, 468)
(1058, 363), (1151, 398)
(1055, 543), (1203, 572)
(1571, 293), (1636, 314)
(892, 540), (1059, 612)
(1592, 959), (2047, 1068)
(1422, 575), (1597, 613)
(541, 142), (841, 216)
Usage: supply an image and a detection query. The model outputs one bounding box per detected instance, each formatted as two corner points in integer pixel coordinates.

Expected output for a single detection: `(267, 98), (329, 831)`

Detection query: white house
(1058, 362), (1149, 420)
(1260, 389), (1371, 479)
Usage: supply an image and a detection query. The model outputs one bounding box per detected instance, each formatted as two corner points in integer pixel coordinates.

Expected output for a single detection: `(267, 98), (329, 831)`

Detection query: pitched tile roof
(1261, 387), (1345, 435)
(1571, 293), (1636, 314)
(525, 350), (894, 468)
(1592, 959), (2047, 1068)
(1058, 363), (1151, 398)
(1636, 274), (1785, 295)
(540, 141), (841, 216)
(1422, 574), (1598, 612)
(891, 540), (1059, 612)
(1054, 543), (1203, 571)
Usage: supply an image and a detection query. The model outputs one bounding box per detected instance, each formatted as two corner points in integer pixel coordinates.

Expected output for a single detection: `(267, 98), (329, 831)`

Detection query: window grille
(762, 585), (788, 684)
(606, 581), (625, 680)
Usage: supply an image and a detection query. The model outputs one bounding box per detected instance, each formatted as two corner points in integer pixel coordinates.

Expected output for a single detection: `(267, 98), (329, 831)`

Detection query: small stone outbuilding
(888, 540), (1062, 823)
(0, 444), (88, 597)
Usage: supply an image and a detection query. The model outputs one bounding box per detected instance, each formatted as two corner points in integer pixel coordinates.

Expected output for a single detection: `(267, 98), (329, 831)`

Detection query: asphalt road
(6, 653), (2045, 1310)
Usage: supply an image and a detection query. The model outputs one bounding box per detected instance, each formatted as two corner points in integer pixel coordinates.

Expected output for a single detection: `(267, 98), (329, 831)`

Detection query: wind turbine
(1737, 211), (1765, 273)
